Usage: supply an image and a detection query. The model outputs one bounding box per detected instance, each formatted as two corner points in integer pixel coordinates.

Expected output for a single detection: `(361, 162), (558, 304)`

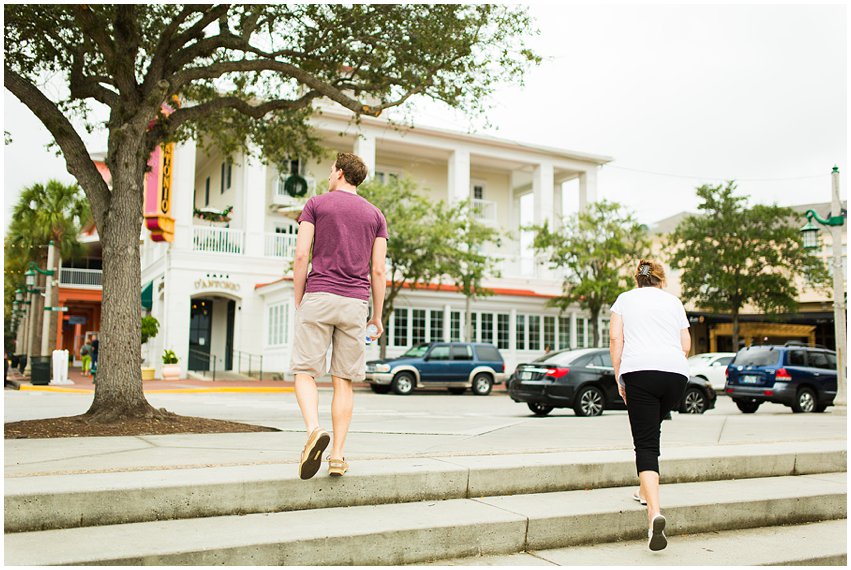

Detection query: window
(266, 303), (289, 346)
(220, 162), (225, 194)
(393, 309), (409, 347)
(450, 311), (462, 342)
(515, 314), (526, 351)
(412, 309), (426, 345)
(428, 345), (451, 361)
(600, 352), (613, 367)
(559, 317), (570, 349)
(473, 184), (484, 200)
(451, 344), (473, 360)
(600, 319), (610, 348)
(429, 310), (444, 342)
(716, 356), (734, 367)
(226, 161), (232, 189)
(576, 318), (586, 348)
(587, 354), (604, 367)
(808, 351), (830, 369)
(544, 316), (555, 350)
(470, 312), (479, 342)
(205, 177), (210, 205)
(826, 353), (837, 369)
(529, 315), (541, 351)
(734, 349), (780, 367)
(788, 350), (807, 367)
(475, 345), (502, 362)
(497, 314), (510, 350)
(481, 313), (494, 344)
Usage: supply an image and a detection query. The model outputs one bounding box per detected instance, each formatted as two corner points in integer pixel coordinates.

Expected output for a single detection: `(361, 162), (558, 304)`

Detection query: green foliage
(441, 200), (502, 300)
(668, 182), (830, 346)
(529, 200), (651, 347)
(141, 316), (160, 345)
(162, 349), (178, 364)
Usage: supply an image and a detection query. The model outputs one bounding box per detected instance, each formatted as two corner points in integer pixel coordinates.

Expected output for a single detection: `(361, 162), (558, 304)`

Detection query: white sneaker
(632, 489), (647, 505)
(648, 514), (667, 551)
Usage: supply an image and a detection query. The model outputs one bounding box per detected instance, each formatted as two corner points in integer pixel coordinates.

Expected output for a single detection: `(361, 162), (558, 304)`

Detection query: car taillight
(546, 367), (569, 379)
(775, 368), (792, 381)
(502, 362), (505, 372)
(725, 367), (729, 377)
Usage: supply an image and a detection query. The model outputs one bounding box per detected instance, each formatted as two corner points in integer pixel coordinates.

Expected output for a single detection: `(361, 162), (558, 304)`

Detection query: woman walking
(80, 339), (92, 377)
(609, 260), (691, 551)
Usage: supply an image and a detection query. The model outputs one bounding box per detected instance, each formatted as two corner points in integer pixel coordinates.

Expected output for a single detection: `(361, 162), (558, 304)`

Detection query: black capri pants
(622, 370), (688, 475)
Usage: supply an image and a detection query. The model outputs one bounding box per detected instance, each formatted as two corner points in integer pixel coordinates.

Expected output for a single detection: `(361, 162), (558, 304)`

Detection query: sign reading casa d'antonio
(144, 99), (179, 242)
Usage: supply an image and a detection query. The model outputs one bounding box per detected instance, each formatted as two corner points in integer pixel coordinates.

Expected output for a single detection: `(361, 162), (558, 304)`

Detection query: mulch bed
(4, 415), (279, 439)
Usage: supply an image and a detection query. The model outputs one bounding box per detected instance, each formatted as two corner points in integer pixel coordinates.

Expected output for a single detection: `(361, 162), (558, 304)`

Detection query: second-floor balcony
(59, 267), (103, 289)
(192, 226), (244, 255)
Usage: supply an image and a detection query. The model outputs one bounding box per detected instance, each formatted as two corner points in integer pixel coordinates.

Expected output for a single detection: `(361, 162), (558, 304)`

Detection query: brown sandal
(299, 428), (330, 480)
(328, 457), (349, 477)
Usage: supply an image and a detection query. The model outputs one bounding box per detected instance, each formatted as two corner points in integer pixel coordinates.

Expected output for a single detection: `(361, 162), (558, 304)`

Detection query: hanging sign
(144, 99), (179, 242)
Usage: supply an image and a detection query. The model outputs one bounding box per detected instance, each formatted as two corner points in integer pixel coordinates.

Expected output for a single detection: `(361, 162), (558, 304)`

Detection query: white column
(554, 181), (564, 230)
(448, 149), (471, 205)
(242, 148), (267, 257)
(570, 312), (577, 349)
(354, 134), (376, 180)
(532, 162), (554, 227)
(443, 304), (451, 342)
(578, 168), (598, 211)
(509, 307), (517, 352)
(172, 138), (197, 251)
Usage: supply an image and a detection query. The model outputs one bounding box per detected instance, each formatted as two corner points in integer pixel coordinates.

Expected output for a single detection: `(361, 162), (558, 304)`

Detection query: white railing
(471, 198), (498, 223)
(192, 226), (244, 254)
(264, 233), (297, 258)
(59, 268), (103, 288)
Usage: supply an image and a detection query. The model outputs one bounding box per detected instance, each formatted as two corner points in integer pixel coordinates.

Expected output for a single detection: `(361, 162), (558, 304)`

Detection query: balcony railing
(59, 268), (103, 288)
(192, 226), (244, 254)
(471, 198), (498, 223)
(265, 233), (297, 258)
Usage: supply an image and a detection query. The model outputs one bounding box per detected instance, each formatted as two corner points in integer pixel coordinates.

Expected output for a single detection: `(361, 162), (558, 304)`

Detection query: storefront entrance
(188, 297), (235, 371)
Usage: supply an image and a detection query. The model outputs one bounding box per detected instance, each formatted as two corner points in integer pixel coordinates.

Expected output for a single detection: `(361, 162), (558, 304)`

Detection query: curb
(18, 386), (296, 394)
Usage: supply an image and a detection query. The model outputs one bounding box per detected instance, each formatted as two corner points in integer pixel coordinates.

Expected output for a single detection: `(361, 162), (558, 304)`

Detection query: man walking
(290, 152), (387, 480)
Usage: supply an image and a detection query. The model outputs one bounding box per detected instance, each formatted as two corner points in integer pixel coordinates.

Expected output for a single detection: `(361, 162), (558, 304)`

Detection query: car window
(428, 345), (451, 361)
(826, 353), (837, 369)
(402, 344), (430, 358)
(787, 350), (807, 367)
(542, 351), (595, 366)
(599, 353), (613, 367)
(475, 345), (502, 362)
(688, 355), (714, 364)
(587, 354), (603, 367)
(716, 356), (734, 366)
(734, 348), (780, 367)
(808, 351), (830, 369)
(451, 345), (473, 361)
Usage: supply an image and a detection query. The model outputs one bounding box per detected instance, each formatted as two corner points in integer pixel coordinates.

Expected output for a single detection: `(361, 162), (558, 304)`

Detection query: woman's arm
(609, 312), (626, 403)
(680, 328), (692, 358)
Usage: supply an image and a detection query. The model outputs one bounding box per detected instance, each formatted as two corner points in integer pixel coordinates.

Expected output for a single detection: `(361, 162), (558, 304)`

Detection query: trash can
(30, 356), (51, 386)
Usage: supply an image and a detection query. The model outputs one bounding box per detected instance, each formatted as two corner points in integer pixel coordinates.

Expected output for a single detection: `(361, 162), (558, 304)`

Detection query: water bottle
(365, 323), (379, 345)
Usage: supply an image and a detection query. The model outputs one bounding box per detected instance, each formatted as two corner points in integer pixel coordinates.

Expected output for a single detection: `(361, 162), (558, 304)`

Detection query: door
(805, 350), (837, 398)
(419, 344), (452, 382)
(449, 344), (477, 382)
(708, 355), (734, 389)
(188, 298), (213, 370)
(225, 300), (235, 370)
(587, 352), (619, 403)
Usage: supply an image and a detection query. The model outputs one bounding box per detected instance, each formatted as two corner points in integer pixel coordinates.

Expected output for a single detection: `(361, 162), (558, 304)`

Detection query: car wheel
(574, 385), (605, 417)
(734, 399), (761, 414)
(370, 384), (391, 394)
(471, 373), (493, 396)
(791, 387), (817, 413)
(528, 402), (554, 416)
(448, 387), (466, 395)
(391, 372), (416, 395)
(680, 387), (707, 414)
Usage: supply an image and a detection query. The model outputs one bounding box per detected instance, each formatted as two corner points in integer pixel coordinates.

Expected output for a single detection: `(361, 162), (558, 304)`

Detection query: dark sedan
(508, 348), (716, 417)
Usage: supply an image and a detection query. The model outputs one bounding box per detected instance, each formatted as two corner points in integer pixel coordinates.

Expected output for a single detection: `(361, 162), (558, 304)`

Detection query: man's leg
(330, 375), (353, 459)
(295, 373), (321, 433)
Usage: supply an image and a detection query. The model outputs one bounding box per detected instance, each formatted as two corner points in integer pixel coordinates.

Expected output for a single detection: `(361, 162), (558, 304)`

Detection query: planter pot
(141, 367), (156, 381)
(161, 363), (181, 381)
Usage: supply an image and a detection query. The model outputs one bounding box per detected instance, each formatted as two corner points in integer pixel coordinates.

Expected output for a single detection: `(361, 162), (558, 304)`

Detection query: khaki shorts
(290, 292), (369, 381)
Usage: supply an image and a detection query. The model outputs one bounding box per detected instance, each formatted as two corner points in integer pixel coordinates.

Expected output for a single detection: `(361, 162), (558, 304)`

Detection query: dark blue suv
(725, 343), (838, 413)
(365, 342), (507, 396)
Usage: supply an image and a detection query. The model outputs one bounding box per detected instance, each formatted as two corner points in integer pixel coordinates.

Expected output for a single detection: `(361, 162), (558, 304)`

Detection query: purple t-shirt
(298, 191), (388, 301)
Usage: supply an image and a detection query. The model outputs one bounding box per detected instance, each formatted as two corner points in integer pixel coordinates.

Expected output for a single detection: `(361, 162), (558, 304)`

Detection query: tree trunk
(379, 313), (390, 359)
(84, 141), (171, 422)
(732, 310), (740, 351)
(589, 307), (600, 348)
(464, 294), (472, 342)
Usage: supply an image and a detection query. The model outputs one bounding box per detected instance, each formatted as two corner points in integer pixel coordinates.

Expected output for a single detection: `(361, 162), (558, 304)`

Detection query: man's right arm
(293, 221), (315, 308)
(369, 237), (387, 338)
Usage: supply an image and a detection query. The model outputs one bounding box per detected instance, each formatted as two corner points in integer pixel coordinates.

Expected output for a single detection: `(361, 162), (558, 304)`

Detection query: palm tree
(6, 180), (91, 355)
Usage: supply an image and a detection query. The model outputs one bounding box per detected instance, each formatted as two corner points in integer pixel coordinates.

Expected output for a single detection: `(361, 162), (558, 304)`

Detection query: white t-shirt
(610, 287), (690, 380)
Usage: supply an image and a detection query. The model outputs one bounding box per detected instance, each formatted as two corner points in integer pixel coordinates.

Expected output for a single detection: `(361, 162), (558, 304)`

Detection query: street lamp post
(800, 166), (847, 406)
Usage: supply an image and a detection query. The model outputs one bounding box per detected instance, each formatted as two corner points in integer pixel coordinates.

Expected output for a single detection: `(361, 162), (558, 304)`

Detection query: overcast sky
(4, 3), (847, 230)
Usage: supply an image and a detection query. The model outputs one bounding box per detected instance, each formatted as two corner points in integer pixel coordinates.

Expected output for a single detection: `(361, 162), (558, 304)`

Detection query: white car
(688, 352), (736, 391)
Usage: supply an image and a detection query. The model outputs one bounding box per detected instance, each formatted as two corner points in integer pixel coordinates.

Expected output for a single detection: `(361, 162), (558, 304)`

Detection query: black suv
(725, 343), (838, 413)
(508, 348), (716, 417)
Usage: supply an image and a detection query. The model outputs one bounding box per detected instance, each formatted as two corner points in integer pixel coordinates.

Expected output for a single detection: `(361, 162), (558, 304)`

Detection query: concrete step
(4, 473), (846, 566)
(427, 519), (848, 566)
(5, 441), (845, 533)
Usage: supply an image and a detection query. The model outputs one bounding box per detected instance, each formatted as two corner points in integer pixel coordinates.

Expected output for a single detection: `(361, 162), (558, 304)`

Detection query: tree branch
(5, 67), (112, 228)
(69, 48), (120, 107)
(144, 5), (209, 96)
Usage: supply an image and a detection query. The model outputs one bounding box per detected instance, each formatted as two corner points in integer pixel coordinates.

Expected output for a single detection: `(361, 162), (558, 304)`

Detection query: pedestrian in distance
(609, 259), (691, 551)
(90, 334), (99, 369)
(290, 152), (388, 480)
(80, 340), (93, 376)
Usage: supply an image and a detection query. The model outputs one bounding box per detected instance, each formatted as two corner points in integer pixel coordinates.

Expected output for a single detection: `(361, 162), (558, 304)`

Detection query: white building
(140, 106), (613, 379)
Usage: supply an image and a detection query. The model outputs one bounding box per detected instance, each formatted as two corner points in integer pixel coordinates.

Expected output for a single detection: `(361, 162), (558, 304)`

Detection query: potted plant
(141, 315), (159, 381)
(161, 349), (180, 381)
